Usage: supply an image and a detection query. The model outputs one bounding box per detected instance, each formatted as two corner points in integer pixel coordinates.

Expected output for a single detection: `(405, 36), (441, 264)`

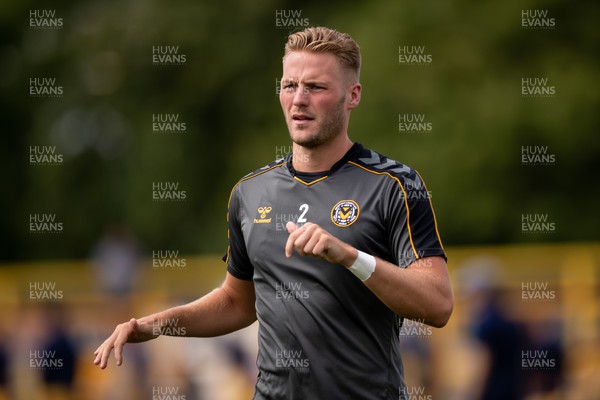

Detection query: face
(280, 51), (360, 149)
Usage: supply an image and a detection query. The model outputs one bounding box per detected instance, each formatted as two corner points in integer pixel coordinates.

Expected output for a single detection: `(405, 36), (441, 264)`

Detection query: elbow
(430, 295), (454, 328)
(242, 309), (258, 328)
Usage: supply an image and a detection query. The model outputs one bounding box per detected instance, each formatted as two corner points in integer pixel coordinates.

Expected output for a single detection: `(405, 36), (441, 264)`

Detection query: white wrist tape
(348, 250), (376, 281)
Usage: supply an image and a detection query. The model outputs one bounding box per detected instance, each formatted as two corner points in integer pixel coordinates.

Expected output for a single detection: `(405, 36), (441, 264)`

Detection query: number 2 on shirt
(297, 203), (309, 224)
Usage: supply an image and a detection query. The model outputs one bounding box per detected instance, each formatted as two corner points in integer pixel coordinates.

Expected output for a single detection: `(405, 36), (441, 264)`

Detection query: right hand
(93, 318), (157, 369)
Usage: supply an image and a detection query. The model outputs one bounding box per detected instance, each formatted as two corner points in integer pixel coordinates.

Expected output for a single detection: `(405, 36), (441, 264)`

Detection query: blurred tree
(1, 0), (598, 261)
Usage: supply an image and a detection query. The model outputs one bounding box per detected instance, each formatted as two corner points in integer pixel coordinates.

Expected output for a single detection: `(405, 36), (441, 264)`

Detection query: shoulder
(230, 157), (287, 195)
(348, 145), (422, 189)
(240, 157), (286, 183)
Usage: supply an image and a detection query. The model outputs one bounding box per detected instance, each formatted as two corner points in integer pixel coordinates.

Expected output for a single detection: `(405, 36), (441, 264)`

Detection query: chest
(239, 173), (392, 264)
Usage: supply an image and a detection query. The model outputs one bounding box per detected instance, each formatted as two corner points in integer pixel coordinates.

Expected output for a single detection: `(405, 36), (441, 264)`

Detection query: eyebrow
(281, 77), (328, 85)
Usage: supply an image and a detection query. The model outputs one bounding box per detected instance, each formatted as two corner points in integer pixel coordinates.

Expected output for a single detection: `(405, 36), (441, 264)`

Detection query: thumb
(286, 221), (298, 234)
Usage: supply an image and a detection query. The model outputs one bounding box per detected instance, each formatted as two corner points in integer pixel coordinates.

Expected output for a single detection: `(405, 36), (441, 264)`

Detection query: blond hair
(283, 27), (361, 82)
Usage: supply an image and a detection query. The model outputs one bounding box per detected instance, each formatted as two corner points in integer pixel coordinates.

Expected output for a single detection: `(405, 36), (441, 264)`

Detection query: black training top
(226, 142), (445, 399)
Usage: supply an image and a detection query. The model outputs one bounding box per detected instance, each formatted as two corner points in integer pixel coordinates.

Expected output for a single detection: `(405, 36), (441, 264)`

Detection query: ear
(347, 83), (361, 110)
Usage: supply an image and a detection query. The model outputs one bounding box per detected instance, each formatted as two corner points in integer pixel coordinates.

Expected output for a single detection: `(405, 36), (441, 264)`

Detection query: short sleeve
(225, 186), (254, 280)
(388, 171), (446, 268)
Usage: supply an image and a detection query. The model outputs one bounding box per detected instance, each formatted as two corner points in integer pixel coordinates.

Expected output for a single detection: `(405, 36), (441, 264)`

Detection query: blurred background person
(90, 224), (143, 297)
(458, 256), (527, 400)
(39, 304), (78, 400)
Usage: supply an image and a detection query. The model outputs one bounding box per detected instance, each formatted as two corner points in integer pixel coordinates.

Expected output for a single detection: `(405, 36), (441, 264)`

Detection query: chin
(292, 135), (328, 149)
(289, 128), (315, 146)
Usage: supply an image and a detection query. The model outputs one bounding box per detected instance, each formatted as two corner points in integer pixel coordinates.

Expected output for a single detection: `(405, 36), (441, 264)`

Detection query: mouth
(292, 113), (314, 123)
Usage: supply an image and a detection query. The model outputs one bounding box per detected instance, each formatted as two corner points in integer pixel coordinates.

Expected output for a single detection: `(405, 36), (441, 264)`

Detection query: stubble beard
(288, 95), (347, 149)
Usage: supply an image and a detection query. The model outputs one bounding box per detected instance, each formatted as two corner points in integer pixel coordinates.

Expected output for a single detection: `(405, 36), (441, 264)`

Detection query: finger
(303, 233), (323, 257)
(114, 341), (123, 366)
(102, 352), (111, 369)
(286, 221), (298, 234)
(99, 322), (125, 368)
(101, 332), (119, 369)
(285, 222), (301, 257)
(285, 234), (295, 258)
(290, 226), (314, 257)
(312, 239), (329, 259)
(114, 318), (136, 366)
(286, 223), (316, 257)
(94, 333), (115, 368)
(114, 330), (127, 367)
(93, 344), (105, 364)
(99, 343), (113, 369)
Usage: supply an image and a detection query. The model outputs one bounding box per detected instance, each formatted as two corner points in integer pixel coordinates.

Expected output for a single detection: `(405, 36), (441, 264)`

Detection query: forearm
(363, 257), (453, 327)
(93, 273), (256, 369)
(137, 287), (257, 338)
(337, 245), (452, 327)
(284, 222), (453, 327)
(336, 243), (452, 326)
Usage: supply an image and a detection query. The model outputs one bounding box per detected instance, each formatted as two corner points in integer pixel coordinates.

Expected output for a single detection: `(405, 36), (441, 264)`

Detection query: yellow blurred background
(1, 243), (599, 399)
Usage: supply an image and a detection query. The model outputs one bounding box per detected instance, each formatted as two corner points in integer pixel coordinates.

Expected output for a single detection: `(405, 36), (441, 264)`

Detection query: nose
(292, 85), (309, 107)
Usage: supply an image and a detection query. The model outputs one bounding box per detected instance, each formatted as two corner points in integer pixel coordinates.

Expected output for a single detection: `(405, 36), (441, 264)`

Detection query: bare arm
(362, 256), (453, 327)
(285, 221), (453, 327)
(93, 272), (256, 368)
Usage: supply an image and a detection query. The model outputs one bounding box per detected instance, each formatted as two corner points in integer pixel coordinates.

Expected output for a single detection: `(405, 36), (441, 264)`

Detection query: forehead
(281, 51), (343, 81)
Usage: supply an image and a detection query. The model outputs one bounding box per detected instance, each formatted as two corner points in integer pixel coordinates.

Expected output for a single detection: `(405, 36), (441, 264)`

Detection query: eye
(307, 84), (325, 91)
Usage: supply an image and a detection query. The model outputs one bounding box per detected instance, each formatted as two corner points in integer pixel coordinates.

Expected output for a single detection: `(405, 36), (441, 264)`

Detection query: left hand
(285, 221), (357, 267)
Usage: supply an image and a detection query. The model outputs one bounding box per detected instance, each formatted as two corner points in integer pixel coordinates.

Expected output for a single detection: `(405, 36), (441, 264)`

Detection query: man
(94, 27), (453, 399)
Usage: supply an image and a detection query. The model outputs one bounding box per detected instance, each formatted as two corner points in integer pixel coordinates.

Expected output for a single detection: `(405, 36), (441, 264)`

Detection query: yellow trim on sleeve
(414, 170), (445, 252)
(347, 160), (419, 259)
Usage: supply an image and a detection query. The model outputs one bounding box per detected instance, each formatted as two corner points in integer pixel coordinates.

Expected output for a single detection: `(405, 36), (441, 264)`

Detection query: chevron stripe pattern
(241, 155), (288, 180)
(358, 150), (421, 189)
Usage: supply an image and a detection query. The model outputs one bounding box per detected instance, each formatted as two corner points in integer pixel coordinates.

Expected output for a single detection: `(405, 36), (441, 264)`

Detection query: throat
(290, 138), (353, 172)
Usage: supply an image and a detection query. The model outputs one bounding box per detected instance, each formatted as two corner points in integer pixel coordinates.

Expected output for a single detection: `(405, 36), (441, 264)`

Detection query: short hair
(283, 27), (361, 82)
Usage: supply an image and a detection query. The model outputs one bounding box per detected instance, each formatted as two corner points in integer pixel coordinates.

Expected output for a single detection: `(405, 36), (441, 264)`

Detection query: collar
(286, 142), (364, 177)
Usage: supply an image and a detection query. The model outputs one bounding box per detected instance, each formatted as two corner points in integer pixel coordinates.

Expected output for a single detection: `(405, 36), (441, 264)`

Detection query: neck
(291, 134), (353, 173)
